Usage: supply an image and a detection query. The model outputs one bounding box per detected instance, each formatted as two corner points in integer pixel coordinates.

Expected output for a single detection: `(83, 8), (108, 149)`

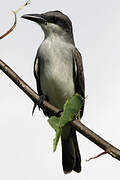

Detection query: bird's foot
(38, 94), (48, 110)
(32, 94), (48, 115)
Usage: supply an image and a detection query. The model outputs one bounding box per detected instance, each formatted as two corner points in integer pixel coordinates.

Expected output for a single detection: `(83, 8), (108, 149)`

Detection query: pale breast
(38, 37), (75, 109)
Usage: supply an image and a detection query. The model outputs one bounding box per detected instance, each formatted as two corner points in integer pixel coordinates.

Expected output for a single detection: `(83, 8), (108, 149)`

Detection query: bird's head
(21, 10), (74, 43)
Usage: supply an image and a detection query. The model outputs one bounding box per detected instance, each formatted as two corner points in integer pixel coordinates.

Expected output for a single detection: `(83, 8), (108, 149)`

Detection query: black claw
(38, 94), (48, 110)
(32, 103), (37, 115)
(32, 94), (48, 115)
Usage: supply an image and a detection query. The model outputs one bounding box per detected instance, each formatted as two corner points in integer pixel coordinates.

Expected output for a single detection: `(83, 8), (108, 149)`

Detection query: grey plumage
(22, 10), (85, 173)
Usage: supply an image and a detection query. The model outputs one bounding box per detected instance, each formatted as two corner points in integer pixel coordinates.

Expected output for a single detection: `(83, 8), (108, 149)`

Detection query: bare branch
(0, 59), (120, 161)
(0, 11), (17, 39)
(0, 0), (30, 39)
(86, 151), (108, 162)
(15, 0), (30, 14)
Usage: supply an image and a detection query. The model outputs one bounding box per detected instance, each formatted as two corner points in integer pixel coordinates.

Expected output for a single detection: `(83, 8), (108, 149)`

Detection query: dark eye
(53, 16), (57, 21)
(50, 16), (59, 24)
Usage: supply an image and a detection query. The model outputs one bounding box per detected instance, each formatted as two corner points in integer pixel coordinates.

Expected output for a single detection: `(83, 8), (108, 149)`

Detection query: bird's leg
(32, 94), (48, 115)
(38, 94), (48, 110)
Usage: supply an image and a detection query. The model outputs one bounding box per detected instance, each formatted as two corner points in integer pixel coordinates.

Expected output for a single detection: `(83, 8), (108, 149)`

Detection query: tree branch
(0, 59), (120, 161)
(0, 0), (30, 39)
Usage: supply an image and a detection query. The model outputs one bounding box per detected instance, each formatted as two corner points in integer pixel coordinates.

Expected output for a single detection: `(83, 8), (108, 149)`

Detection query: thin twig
(0, 0), (30, 39)
(86, 151), (108, 162)
(0, 11), (17, 39)
(15, 0), (30, 13)
(0, 59), (120, 161)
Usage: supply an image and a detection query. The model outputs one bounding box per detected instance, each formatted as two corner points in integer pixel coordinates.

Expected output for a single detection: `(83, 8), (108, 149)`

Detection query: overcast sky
(0, 0), (120, 179)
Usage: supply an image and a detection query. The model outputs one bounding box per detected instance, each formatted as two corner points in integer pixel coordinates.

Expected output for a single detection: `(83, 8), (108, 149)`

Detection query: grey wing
(73, 48), (85, 117)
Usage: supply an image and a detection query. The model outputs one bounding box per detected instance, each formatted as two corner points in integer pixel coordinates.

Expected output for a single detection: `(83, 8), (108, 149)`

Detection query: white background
(0, 0), (120, 179)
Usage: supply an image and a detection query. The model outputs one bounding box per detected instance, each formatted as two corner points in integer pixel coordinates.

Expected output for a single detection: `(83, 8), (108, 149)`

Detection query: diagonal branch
(0, 59), (120, 161)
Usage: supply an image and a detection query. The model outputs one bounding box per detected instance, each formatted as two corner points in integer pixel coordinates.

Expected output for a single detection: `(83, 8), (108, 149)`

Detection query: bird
(21, 10), (85, 174)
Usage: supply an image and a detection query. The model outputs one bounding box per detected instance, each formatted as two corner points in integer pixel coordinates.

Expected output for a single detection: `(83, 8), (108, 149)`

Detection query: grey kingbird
(21, 10), (85, 174)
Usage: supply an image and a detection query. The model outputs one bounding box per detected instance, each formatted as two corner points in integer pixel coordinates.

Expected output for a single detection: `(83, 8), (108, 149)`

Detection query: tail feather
(72, 131), (81, 172)
(61, 128), (81, 174)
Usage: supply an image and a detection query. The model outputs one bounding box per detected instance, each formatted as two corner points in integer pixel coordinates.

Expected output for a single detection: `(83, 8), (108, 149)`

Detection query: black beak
(21, 14), (47, 24)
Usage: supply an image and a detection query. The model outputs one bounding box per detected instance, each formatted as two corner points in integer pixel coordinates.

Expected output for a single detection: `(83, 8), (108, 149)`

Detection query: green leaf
(48, 116), (61, 151)
(48, 94), (84, 151)
(48, 116), (60, 131)
(53, 128), (62, 152)
(60, 94), (84, 127)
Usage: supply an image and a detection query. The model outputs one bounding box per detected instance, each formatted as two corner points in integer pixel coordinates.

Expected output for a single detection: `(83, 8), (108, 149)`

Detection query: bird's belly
(40, 61), (75, 109)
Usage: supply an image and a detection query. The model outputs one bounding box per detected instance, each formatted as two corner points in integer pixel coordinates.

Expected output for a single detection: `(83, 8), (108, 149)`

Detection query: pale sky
(0, 0), (120, 179)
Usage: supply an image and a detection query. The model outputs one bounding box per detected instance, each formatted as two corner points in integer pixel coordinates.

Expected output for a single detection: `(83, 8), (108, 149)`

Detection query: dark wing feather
(32, 54), (43, 115)
(73, 48), (85, 117)
(34, 53), (53, 117)
(34, 55), (42, 96)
